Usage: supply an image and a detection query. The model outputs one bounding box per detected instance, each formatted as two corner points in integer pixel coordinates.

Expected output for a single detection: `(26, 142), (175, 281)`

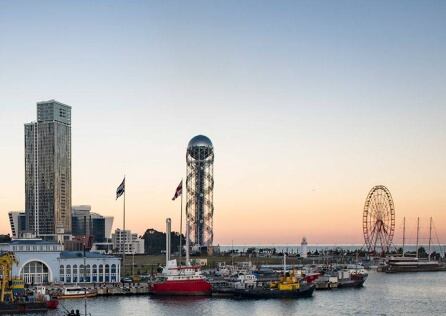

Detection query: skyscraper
(25, 100), (72, 239)
(185, 135), (214, 253)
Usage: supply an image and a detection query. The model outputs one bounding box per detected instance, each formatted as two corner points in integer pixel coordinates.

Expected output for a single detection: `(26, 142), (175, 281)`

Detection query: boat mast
(416, 217), (420, 258)
(166, 218), (171, 264)
(428, 217), (432, 261)
(402, 217), (406, 257)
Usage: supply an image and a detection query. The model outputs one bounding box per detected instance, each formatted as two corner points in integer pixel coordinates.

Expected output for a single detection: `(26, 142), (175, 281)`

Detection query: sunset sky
(0, 1), (445, 245)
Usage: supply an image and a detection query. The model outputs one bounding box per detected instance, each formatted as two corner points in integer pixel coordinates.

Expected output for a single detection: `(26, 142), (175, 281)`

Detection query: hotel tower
(25, 100), (72, 240)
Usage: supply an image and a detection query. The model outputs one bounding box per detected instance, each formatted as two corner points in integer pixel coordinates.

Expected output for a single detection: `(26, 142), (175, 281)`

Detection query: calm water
(41, 271), (446, 316)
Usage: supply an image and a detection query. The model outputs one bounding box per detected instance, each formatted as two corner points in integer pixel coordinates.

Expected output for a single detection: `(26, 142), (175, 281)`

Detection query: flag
(172, 180), (182, 200)
(116, 178), (125, 199)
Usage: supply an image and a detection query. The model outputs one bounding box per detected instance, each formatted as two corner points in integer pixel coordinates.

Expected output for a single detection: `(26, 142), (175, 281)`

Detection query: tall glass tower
(25, 100), (72, 238)
(186, 135), (214, 253)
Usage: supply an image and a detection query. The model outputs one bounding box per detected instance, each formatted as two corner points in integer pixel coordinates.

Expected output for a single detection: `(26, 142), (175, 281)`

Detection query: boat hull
(0, 302), (49, 314)
(337, 279), (365, 288)
(234, 284), (315, 299)
(150, 279), (212, 296)
(385, 264), (446, 273)
(58, 292), (97, 299)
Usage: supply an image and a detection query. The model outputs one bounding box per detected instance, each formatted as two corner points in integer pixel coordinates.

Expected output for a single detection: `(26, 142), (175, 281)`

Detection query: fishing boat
(337, 269), (368, 288)
(211, 272), (258, 297)
(58, 287), (97, 299)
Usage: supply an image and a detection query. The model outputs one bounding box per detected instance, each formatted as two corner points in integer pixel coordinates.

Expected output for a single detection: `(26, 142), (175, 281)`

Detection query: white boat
(58, 287), (97, 299)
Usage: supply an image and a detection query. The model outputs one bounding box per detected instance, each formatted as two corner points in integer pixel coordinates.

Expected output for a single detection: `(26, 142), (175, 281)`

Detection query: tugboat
(234, 270), (315, 299)
(233, 254), (315, 299)
(149, 218), (212, 296)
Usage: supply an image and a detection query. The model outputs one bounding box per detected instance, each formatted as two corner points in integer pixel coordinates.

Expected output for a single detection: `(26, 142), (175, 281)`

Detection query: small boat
(149, 259), (212, 296)
(337, 269), (368, 288)
(58, 287), (97, 299)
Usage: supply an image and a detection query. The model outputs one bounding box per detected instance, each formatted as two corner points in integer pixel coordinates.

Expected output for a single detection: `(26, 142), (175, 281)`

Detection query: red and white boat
(149, 218), (211, 296)
(150, 259), (212, 296)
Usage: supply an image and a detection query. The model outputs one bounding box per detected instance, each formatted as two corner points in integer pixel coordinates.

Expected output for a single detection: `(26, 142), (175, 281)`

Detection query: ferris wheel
(363, 185), (395, 253)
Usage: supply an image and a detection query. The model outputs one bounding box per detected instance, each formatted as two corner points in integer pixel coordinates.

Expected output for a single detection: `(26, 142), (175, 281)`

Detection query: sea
(43, 270), (446, 316)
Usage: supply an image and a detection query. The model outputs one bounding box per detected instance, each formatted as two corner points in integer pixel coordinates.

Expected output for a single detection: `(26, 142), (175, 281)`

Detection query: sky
(0, 1), (445, 245)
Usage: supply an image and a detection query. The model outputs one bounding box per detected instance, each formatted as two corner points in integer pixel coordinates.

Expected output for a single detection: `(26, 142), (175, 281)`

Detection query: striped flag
(172, 180), (182, 200)
(116, 178), (125, 199)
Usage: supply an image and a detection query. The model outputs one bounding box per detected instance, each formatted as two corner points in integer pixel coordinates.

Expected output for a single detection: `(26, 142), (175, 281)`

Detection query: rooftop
(59, 251), (119, 259)
(10, 239), (59, 245)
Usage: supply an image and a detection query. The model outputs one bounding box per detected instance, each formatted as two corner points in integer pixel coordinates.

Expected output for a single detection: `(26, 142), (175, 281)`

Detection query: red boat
(150, 260), (212, 296)
(304, 272), (321, 284)
(46, 299), (59, 309)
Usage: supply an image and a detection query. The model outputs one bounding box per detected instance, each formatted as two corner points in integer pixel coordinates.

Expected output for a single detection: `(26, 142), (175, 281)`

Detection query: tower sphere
(187, 135), (213, 160)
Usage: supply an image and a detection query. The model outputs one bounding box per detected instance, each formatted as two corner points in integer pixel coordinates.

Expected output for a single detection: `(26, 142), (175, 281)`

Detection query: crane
(0, 252), (18, 303)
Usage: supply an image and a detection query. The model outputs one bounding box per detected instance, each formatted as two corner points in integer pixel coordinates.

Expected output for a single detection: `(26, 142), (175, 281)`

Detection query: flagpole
(179, 179), (183, 267)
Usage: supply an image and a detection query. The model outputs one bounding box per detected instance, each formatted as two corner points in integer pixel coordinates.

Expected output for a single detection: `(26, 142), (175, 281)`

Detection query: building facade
(0, 239), (120, 285)
(59, 251), (121, 283)
(72, 205), (114, 243)
(71, 205), (91, 237)
(8, 211), (26, 238)
(25, 100), (72, 239)
(112, 229), (144, 254)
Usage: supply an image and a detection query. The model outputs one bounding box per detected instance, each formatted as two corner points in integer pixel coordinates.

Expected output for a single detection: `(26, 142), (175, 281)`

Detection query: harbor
(26, 271), (446, 316)
(1, 1), (446, 315)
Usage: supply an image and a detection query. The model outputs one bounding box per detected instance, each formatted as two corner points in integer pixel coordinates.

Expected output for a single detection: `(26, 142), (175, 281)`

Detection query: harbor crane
(0, 252), (18, 303)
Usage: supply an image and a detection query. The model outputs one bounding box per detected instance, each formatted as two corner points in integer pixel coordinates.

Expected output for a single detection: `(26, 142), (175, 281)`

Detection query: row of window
(11, 244), (61, 252)
(59, 264), (119, 283)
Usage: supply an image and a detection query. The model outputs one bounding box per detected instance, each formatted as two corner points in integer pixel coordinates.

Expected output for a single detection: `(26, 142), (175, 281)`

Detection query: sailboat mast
(416, 217), (420, 258)
(428, 217), (432, 261)
(402, 217), (406, 257)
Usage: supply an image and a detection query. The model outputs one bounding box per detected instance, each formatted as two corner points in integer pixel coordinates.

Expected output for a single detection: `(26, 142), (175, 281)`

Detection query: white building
(0, 238), (120, 285)
(112, 229), (144, 254)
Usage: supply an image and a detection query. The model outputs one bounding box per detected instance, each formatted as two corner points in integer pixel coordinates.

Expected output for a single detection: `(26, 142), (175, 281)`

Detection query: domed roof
(187, 135), (213, 149)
